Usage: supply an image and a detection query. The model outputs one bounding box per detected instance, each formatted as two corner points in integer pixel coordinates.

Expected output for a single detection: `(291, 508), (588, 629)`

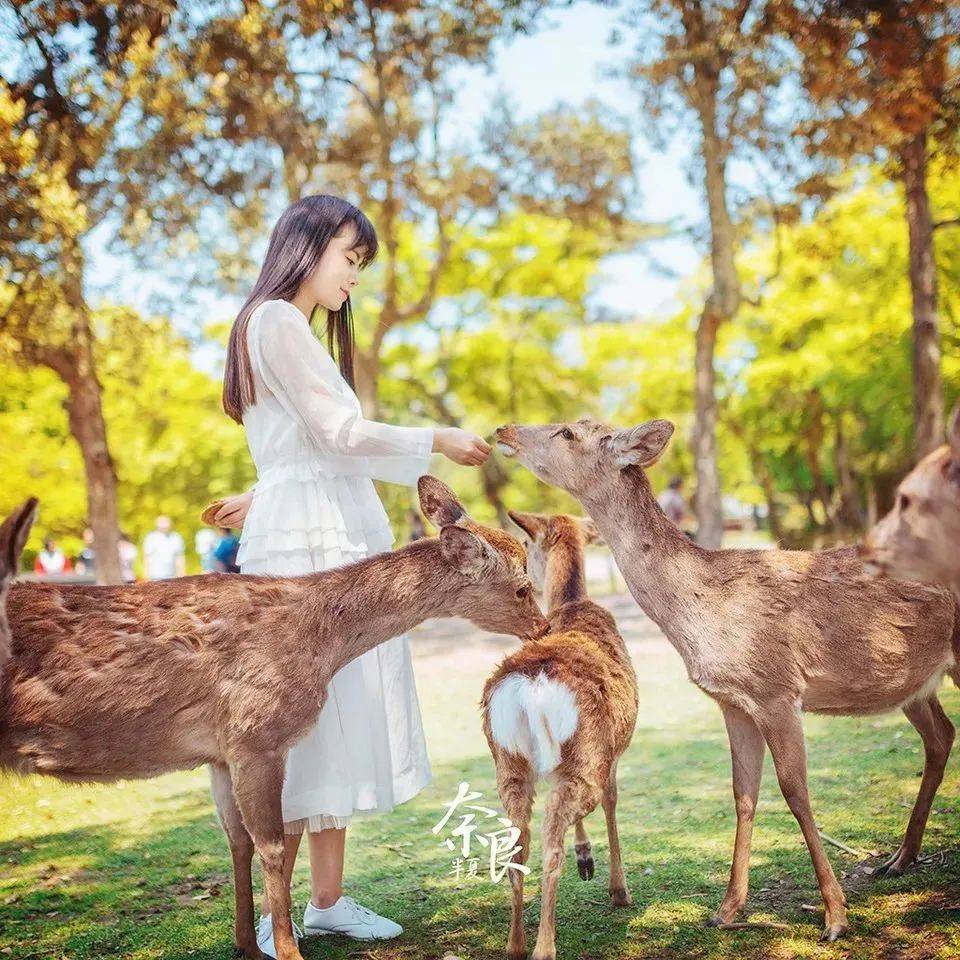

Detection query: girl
(214, 194), (490, 957)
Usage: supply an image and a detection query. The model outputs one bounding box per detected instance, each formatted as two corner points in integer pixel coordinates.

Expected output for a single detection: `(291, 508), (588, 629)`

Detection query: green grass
(2, 600), (959, 960)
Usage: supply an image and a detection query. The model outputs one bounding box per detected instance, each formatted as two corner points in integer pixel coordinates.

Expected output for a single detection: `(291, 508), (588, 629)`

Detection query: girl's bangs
(344, 210), (379, 268)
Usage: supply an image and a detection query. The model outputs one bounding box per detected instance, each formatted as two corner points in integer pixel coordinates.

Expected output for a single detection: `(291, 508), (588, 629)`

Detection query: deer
(0, 498), (38, 676)
(861, 405), (960, 601)
(1, 477), (547, 960)
(481, 509), (637, 960)
(494, 418), (959, 942)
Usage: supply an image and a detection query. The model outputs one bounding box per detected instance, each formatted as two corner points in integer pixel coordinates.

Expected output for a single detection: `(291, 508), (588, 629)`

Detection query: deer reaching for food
(1, 477), (546, 960)
(495, 418), (959, 942)
(861, 405), (960, 601)
(481, 510), (637, 960)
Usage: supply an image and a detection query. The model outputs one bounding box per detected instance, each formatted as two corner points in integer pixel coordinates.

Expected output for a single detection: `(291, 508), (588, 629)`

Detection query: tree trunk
(900, 129), (944, 458)
(690, 67), (740, 549)
(57, 256), (123, 585)
(56, 338), (123, 585)
(692, 307), (724, 547)
(834, 415), (864, 530)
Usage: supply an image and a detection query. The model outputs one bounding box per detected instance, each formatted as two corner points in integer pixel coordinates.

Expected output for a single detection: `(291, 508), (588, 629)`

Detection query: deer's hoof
(575, 842), (594, 880)
(876, 849), (915, 877)
(706, 905), (742, 928)
(820, 922), (848, 942)
(610, 887), (632, 908)
(233, 945), (264, 960)
(507, 949), (528, 960)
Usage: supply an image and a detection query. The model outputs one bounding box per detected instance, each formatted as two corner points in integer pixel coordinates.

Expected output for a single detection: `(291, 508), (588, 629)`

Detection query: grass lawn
(2, 592), (958, 960)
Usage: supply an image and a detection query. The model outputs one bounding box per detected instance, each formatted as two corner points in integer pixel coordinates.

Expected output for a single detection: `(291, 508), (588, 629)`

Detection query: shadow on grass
(2, 709), (959, 959)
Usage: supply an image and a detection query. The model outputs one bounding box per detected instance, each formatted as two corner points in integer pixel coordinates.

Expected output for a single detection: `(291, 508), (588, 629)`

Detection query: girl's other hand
(433, 428), (492, 466)
(207, 490), (254, 529)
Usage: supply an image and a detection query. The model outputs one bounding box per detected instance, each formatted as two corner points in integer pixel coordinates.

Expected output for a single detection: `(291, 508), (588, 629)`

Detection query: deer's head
(861, 406), (960, 588)
(507, 510), (600, 595)
(494, 418), (675, 501)
(417, 476), (548, 640)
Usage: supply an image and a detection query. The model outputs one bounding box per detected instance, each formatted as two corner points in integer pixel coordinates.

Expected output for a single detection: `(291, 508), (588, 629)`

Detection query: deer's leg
(210, 763), (262, 959)
(601, 760), (631, 907)
(708, 704), (765, 927)
(758, 706), (847, 941)
(878, 695), (955, 877)
(229, 752), (303, 960)
(573, 817), (594, 881)
(531, 778), (600, 960)
(499, 767), (535, 960)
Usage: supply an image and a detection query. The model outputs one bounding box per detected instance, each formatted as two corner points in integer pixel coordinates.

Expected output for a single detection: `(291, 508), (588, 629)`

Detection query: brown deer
(861, 405), (960, 600)
(0, 498), (38, 676)
(495, 418), (959, 942)
(1, 477), (547, 960)
(481, 510), (637, 960)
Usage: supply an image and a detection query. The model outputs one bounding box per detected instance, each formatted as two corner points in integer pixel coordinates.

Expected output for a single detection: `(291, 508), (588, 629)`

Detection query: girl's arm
(255, 304), (434, 486)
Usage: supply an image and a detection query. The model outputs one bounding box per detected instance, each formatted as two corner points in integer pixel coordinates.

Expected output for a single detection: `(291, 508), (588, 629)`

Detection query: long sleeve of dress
(252, 305), (434, 486)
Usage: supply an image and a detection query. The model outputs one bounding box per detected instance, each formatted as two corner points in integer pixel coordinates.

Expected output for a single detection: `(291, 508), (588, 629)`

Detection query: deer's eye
(516, 584), (531, 599)
(898, 494), (912, 511)
(560, 428), (574, 441)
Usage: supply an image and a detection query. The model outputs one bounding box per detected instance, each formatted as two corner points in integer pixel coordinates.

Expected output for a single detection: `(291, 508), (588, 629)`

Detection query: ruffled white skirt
(238, 459), (432, 832)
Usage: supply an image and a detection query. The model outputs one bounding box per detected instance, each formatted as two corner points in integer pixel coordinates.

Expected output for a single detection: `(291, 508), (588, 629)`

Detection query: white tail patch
(488, 672), (579, 775)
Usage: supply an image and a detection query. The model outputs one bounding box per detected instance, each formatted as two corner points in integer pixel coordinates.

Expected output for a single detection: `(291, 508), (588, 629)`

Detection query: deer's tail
(487, 671), (579, 776)
(0, 498), (38, 674)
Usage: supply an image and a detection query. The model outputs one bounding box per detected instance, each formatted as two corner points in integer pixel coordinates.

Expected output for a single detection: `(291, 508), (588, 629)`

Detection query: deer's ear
(507, 510), (548, 542)
(0, 497), (38, 579)
(609, 419), (674, 468)
(418, 476), (467, 529)
(439, 525), (497, 577)
(579, 518), (603, 545)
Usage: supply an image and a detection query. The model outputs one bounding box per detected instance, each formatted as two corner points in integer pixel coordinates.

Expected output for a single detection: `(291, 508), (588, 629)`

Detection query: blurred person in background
(34, 537), (70, 576)
(142, 515), (186, 580)
(195, 525), (219, 572)
(74, 527), (95, 577)
(118, 531), (138, 583)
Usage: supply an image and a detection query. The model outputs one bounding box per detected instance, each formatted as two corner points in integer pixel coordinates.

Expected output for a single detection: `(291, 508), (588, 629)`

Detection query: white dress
(237, 298), (435, 832)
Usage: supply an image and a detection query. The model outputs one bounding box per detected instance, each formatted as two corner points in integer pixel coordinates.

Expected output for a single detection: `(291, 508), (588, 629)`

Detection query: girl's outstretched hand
(433, 427), (491, 467)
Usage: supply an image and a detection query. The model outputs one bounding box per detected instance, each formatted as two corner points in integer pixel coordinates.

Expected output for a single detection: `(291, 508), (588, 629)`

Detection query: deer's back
(0, 577), (311, 780)
(693, 546), (957, 715)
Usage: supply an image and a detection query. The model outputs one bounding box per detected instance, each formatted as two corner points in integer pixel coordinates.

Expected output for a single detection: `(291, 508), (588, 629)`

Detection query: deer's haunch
(482, 511), (638, 960)
(1, 478), (547, 960)
(862, 404), (960, 602)
(496, 418), (959, 941)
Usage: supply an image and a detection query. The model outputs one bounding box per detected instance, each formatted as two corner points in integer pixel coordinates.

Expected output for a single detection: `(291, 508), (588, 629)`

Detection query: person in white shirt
(213, 194), (490, 954)
(142, 516), (186, 580)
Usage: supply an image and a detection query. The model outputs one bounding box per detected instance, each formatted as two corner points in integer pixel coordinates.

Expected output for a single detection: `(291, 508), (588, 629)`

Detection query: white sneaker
(256, 913), (303, 959)
(302, 895), (403, 940)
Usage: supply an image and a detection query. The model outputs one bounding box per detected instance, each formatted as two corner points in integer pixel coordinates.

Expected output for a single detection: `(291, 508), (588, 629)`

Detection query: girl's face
(302, 228), (364, 311)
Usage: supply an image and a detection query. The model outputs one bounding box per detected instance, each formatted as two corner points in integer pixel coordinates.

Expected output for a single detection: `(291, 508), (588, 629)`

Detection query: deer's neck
(544, 540), (587, 612)
(298, 539), (457, 678)
(581, 470), (712, 662)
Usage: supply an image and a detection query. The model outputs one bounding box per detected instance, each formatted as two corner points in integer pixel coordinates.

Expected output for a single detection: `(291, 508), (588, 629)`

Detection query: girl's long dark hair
(223, 194), (378, 423)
